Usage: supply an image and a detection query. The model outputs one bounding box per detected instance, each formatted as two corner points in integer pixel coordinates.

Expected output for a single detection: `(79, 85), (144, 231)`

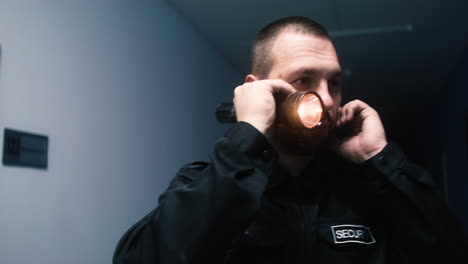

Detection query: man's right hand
(233, 79), (296, 135)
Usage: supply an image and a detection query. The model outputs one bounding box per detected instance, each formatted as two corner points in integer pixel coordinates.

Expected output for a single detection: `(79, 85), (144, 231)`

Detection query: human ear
(245, 74), (259, 83)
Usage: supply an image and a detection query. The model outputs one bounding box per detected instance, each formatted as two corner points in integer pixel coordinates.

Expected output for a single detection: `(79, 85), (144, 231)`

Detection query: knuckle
(234, 86), (242, 95)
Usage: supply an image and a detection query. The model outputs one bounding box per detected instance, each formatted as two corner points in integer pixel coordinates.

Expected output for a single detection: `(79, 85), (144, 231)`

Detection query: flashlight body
(215, 91), (324, 129)
(215, 103), (237, 123)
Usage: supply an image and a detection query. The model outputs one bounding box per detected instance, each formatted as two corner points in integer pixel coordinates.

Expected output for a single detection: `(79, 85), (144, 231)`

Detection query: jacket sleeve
(113, 122), (276, 264)
(350, 142), (468, 263)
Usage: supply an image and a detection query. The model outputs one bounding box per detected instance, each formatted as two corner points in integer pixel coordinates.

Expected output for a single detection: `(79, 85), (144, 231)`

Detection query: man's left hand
(330, 100), (388, 164)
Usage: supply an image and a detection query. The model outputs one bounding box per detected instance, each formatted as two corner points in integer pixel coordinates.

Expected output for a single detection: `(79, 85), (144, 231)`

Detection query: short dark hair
(250, 16), (330, 78)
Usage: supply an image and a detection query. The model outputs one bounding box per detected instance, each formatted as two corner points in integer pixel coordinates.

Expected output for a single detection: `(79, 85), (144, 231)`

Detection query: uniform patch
(331, 224), (376, 245)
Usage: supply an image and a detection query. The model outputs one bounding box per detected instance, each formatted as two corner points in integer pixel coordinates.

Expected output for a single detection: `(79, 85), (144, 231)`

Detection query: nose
(315, 80), (334, 110)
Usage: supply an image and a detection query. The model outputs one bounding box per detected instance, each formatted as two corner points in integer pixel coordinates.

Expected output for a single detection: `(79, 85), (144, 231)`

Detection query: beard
(270, 111), (336, 156)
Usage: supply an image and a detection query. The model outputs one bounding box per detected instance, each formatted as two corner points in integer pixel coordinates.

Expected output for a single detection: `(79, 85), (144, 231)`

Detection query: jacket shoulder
(167, 161), (210, 190)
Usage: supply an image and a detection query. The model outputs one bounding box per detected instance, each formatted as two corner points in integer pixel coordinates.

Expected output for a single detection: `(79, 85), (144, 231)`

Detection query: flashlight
(279, 91), (324, 129)
(215, 91), (325, 129)
(215, 102), (237, 123)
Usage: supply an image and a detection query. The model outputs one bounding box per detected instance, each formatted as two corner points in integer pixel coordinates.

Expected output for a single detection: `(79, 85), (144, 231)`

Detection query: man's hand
(331, 100), (388, 164)
(234, 79), (296, 135)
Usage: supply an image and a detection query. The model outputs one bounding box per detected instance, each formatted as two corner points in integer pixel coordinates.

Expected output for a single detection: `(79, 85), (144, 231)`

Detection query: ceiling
(166, 0), (468, 130)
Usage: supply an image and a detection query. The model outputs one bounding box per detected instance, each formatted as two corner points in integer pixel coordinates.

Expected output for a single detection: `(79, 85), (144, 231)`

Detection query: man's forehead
(269, 31), (340, 76)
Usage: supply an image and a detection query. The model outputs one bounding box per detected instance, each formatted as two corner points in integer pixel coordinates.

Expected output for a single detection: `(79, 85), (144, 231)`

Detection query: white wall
(0, 0), (242, 263)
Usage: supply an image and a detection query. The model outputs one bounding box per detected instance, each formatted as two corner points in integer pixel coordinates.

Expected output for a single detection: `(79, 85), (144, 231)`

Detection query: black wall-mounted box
(2, 128), (48, 169)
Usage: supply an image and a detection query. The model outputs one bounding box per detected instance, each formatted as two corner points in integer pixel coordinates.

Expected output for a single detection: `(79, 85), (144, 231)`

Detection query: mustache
(320, 111), (336, 127)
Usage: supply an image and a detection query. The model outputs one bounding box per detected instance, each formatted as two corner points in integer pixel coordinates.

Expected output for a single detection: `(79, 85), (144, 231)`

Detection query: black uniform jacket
(113, 122), (468, 264)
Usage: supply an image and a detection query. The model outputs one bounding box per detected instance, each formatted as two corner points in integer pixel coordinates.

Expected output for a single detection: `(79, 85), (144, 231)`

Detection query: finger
(342, 100), (371, 122)
(347, 106), (353, 121)
(336, 107), (343, 126)
(265, 79), (297, 95)
(342, 105), (351, 124)
(339, 107), (347, 126)
(345, 106), (350, 122)
(337, 107), (345, 126)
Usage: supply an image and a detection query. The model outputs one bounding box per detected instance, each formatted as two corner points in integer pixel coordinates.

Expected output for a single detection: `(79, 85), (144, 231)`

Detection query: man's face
(266, 31), (343, 155)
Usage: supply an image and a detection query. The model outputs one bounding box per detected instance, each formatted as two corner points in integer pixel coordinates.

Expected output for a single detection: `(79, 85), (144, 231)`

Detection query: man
(113, 17), (467, 263)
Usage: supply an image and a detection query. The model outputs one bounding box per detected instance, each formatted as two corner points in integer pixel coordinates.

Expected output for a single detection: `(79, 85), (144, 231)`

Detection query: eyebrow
(293, 68), (343, 79)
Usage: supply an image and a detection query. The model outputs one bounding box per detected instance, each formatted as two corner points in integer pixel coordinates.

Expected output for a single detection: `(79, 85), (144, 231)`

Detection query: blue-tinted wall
(0, 1), (241, 263)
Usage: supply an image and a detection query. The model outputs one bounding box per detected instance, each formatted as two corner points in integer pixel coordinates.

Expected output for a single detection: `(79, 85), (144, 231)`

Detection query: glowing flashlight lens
(297, 93), (323, 128)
